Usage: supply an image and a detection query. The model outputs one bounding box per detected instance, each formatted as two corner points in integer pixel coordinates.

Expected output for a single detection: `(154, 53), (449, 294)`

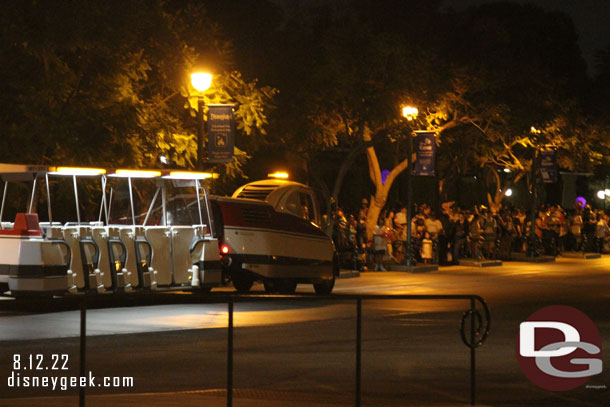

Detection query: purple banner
(413, 131), (436, 176)
(538, 148), (558, 184)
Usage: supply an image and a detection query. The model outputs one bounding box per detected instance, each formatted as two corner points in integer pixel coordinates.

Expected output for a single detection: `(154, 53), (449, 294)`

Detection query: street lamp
(527, 126), (541, 258)
(191, 72), (213, 169)
(402, 106), (418, 121)
(402, 105), (418, 267)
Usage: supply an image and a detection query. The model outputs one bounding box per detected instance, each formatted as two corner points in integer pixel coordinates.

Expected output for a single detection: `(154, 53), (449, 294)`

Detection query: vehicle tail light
(220, 244), (230, 255)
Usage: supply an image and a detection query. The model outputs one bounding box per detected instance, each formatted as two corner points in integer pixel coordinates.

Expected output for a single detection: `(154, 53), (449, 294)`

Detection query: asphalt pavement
(0, 256), (608, 406)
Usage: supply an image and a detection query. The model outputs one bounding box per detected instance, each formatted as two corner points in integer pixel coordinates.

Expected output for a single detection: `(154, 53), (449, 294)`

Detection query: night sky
(442, 0), (610, 75)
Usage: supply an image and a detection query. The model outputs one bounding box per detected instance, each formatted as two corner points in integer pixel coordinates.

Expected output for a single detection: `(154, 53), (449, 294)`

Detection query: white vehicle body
(0, 164), (223, 297)
(217, 179), (337, 294)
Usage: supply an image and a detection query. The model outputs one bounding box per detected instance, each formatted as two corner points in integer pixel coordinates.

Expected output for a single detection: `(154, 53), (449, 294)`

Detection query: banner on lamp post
(207, 104), (235, 163)
(538, 148), (558, 184)
(413, 131), (436, 176)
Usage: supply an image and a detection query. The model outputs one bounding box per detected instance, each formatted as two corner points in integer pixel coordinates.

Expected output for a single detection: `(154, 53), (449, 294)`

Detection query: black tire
(263, 280), (278, 294)
(232, 272), (254, 293)
(278, 279), (297, 294)
(313, 275), (335, 295)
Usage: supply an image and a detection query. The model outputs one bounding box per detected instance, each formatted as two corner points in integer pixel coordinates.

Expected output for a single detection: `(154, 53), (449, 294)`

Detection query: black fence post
(227, 300), (234, 407)
(79, 298), (87, 407)
(355, 298), (362, 407)
(470, 298), (476, 406)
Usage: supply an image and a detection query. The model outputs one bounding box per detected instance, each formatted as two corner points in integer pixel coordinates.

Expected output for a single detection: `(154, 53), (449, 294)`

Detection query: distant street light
(597, 190), (605, 200)
(191, 72), (213, 168)
(505, 188), (513, 197)
(402, 105), (418, 267)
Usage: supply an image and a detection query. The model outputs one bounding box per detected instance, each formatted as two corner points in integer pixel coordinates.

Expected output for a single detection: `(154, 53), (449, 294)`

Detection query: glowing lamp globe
(402, 106), (418, 121)
(191, 72), (213, 92)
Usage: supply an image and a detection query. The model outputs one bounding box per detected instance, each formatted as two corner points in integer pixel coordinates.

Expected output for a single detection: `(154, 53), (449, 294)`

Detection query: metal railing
(8, 292), (491, 407)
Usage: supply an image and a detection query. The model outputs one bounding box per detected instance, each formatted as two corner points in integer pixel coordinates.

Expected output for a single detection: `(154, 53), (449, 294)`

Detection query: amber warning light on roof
(268, 171), (289, 179)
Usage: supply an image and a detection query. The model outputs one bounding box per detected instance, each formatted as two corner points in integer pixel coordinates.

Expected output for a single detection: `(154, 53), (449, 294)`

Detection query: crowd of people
(329, 199), (610, 271)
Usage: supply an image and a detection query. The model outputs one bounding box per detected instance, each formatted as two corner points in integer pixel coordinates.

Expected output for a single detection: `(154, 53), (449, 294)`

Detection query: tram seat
(91, 226), (130, 292)
(191, 225), (222, 287)
(190, 225), (207, 263)
(172, 226), (196, 285)
(91, 227), (112, 290)
(107, 226), (131, 291)
(144, 226), (172, 286)
(118, 226), (155, 290)
(118, 226), (138, 288)
(64, 226), (104, 294)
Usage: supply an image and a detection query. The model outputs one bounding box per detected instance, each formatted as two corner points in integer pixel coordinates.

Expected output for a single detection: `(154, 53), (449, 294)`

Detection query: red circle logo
(516, 305), (603, 391)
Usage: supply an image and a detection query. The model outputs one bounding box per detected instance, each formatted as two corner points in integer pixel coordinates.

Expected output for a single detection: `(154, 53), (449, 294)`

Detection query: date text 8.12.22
(13, 354), (69, 371)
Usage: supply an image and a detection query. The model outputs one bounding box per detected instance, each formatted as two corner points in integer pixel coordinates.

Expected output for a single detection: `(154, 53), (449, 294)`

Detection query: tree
(0, 0), (276, 178)
(265, 1), (447, 239)
(425, 2), (592, 211)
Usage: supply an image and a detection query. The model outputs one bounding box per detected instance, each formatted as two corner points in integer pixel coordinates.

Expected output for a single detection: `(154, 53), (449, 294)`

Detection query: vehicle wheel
(278, 279), (297, 294)
(263, 280), (278, 294)
(313, 276), (335, 295)
(196, 286), (212, 294)
(232, 273), (253, 293)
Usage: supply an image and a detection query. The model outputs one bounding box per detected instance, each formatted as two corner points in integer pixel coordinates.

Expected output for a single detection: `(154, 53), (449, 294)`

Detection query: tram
(0, 164), (222, 297)
(0, 165), (337, 297)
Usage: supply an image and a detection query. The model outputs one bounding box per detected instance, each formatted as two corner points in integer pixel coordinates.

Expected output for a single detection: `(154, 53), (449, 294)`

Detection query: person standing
(372, 218), (387, 271)
(424, 212), (443, 264)
(481, 208), (497, 259)
(468, 213), (482, 259)
(595, 214), (609, 253)
(568, 210), (583, 251)
(453, 212), (468, 263)
(356, 209), (368, 270)
(421, 232), (433, 264)
(583, 206), (597, 251)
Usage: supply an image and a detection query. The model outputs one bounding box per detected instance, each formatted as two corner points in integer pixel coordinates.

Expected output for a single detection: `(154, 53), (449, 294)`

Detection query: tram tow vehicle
(216, 178), (338, 294)
(0, 165), (337, 297)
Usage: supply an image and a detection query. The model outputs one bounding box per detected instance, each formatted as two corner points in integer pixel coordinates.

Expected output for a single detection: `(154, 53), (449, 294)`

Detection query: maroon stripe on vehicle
(214, 199), (327, 237)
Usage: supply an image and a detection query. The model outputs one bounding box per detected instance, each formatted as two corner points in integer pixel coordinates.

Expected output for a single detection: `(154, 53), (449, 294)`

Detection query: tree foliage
(0, 0), (276, 177)
(264, 0), (609, 230)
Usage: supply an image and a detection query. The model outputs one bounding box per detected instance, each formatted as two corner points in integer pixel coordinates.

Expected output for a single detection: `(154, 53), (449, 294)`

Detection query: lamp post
(527, 127), (540, 258)
(191, 72), (213, 169)
(402, 105), (418, 267)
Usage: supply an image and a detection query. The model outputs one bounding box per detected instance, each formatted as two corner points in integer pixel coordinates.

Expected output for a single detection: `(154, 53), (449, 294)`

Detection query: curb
(392, 264), (438, 273)
(561, 252), (602, 259)
(506, 253), (556, 263)
(338, 269), (360, 279)
(458, 259), (502, 268)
